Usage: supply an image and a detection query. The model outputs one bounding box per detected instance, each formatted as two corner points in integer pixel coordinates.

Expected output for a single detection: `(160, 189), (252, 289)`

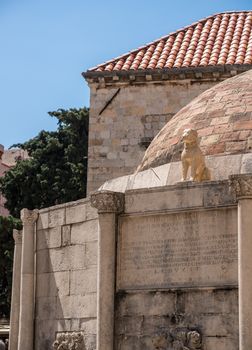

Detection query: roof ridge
(144, 10), (252, 45)
(86, 10), (252, 73)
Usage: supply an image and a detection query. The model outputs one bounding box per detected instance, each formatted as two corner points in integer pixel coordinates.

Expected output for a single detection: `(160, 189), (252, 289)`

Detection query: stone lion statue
(181, 128), (211, 182)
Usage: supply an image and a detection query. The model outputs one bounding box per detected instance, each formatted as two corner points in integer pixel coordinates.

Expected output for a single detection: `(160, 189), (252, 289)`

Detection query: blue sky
(0, 0), (251, 148)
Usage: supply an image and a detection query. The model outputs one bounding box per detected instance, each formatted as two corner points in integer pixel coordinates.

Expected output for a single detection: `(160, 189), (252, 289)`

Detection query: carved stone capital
(229, 174), (252, 199)
(90, 191), (124, 213)
(13, 229), (22, 244)
(20, 208), (39, 226)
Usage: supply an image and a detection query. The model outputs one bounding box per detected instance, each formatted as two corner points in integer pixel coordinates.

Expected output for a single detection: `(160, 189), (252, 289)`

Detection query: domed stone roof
(137, 69), (252, 172)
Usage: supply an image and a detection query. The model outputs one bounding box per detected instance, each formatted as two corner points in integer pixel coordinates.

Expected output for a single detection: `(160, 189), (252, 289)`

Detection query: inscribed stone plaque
(117, 209), (238, 290)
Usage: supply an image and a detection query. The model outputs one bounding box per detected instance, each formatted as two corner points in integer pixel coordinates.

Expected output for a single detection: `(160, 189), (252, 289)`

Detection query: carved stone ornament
(52, 332), (85, 350)
(13, 229), (22, 244)
(20, 208), (39, 225)
(90, 191), (124, 213)
(229, 174), (252, 199)
(181, 128), (211, 182)
(152, 328), (202, 350)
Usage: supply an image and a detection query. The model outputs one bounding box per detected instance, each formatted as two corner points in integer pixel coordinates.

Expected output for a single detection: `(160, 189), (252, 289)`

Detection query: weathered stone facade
(95, 180), (240, 350)
(11, 176), (249, 350)
(8, 10), (252, 350)
(87, 78), (218, 192)
(86, 66), (252, 193)
(84, 9), (252, 193)
(34, 199), (98, 350)
(115, 289), (238, 350)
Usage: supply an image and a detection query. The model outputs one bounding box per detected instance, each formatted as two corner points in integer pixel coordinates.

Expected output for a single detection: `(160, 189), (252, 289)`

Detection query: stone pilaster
(229, 174), (252, 350)
(17, 209), (38, 350)
(9, 230), (22, 350)
(91, 191), (124, 350)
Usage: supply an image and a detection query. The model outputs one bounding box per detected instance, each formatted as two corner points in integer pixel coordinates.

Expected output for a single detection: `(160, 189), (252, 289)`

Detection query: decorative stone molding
(20, 208), (39, 225)
(90, 191), (124, 213)
(152, 328), (201, 350)
(229, 174), (252, 199)
(13, 229), (22, 245)
(52, 332), (85, 350)
(83, 66), (249, 86)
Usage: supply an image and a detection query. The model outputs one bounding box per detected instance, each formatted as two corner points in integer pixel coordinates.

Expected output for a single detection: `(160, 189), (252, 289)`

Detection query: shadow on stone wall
(34, 199), (98, 350)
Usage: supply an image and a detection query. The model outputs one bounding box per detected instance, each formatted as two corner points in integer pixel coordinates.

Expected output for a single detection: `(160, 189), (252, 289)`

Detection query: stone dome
(138, 69), (252, 172)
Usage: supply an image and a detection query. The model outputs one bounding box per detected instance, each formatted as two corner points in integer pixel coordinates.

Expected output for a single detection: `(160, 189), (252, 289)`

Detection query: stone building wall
(2, 148), (29, 167)
(11, 174), (250, 350)
(113, 182), (239, 350)
(115, 289), (238, 350)
(34, 198), (98, 350)
(87, 79), (219, 193)
(89, 179), (240, 350)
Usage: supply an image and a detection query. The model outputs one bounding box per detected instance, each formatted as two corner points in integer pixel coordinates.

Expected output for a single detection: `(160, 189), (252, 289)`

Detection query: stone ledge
(37, 199), (98, 230)
(123, 181), (236, 214)
(38, 197), (90, 213)
(99, 153), (252, 194)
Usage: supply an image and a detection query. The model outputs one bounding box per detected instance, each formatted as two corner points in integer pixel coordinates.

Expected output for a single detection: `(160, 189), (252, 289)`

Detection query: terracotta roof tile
(87, 11), (252, 74)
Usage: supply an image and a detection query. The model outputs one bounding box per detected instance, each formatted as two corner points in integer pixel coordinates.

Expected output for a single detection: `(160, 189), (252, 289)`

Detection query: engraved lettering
(118, 210), (238, 289)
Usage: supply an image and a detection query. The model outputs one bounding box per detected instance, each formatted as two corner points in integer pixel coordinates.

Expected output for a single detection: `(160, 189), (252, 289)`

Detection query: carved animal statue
(181, 128), (211, 182)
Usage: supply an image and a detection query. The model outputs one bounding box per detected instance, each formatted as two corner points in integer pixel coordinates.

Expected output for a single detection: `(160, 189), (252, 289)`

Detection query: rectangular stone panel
(117, 208), (238, 290)
(37, 227), (61, 250)
(71, 220), (98, 244)
(65, 202), (86, 224)
(48, 207), (66, 228)
(36, 271), (70, 297)
(56, 294), (97, 319)
(70, 268), (97, 295)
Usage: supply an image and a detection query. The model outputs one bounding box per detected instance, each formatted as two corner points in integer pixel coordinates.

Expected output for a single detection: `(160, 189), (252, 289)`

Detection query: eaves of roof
(83, 11), (252, 82)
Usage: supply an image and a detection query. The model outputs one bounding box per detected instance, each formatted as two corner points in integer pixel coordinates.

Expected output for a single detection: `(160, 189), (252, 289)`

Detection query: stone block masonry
(87, 79), (219, 192)
(115, 289), (238, 350)
(10, 177), (247, 350)
(34, 198), (98, 350)
(113, 180), (240, 350)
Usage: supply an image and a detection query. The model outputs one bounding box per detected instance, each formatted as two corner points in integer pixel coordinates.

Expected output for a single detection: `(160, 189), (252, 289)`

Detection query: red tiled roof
(87, 11), (252, 73)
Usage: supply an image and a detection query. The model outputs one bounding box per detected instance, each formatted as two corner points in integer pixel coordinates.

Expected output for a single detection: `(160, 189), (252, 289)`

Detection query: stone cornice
(20, 208), (39, 226)
(229, 174), (252, 199)
(82, 64), (252, 87)
(90, 191), (124, 213)
(13, 229), (22, 244)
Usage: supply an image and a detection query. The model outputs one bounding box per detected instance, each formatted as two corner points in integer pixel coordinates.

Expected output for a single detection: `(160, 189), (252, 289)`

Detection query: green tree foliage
(0, 216), (22, 318)
(0, 108), (89, 217)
